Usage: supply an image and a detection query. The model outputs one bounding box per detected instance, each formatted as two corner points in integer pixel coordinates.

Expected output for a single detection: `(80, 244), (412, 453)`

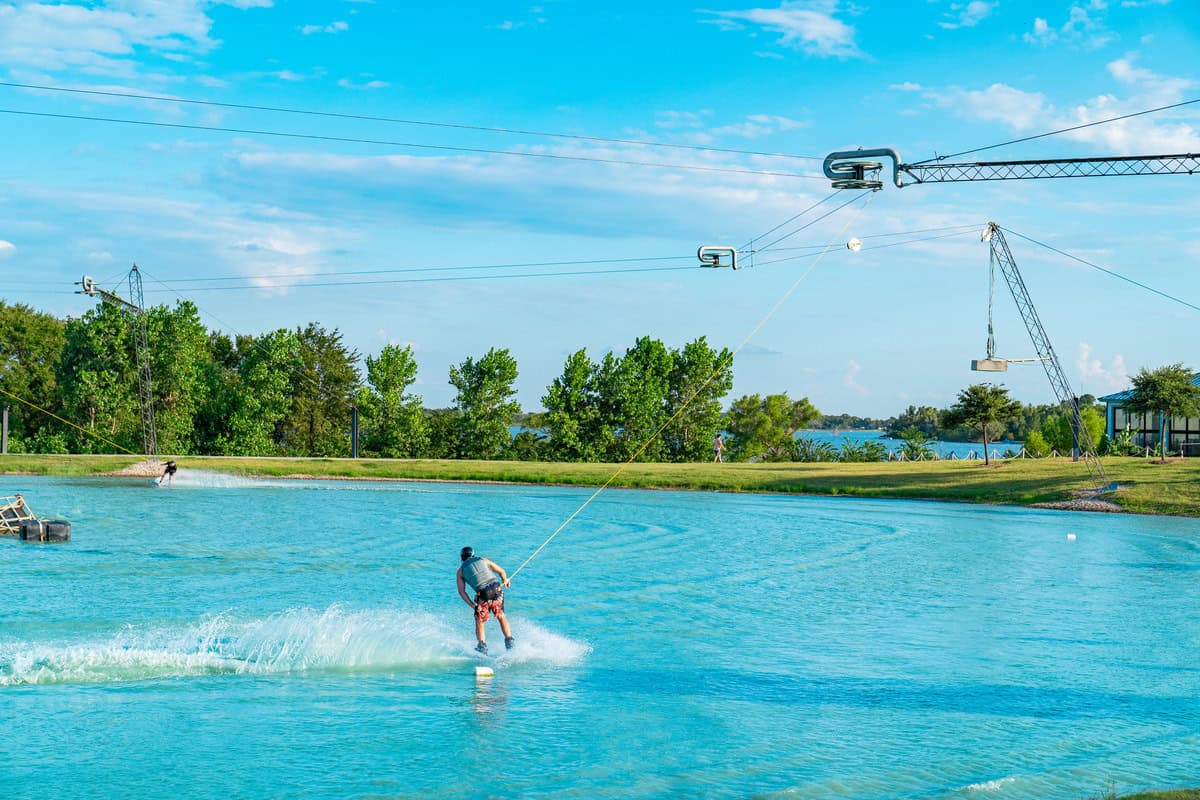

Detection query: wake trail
(0, 605), (589, 686)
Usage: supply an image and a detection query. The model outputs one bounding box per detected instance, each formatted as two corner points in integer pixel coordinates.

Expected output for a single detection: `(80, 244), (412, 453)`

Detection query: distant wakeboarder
(157, 460), (177, 487)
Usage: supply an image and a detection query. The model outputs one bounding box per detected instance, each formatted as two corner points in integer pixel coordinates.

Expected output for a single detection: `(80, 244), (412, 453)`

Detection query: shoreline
(2, 454), (1190, 516)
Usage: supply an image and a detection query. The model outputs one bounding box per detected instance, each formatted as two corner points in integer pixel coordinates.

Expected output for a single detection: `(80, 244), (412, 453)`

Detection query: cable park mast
(76, 266), (158, 461)
(821, 148), (1199, 190)
(816, 146), (1200, 493)
(976, 223), (1113, 491)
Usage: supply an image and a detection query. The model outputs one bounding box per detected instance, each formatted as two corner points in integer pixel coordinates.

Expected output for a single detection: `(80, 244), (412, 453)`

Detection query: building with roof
(1099, 375), (1200, 455)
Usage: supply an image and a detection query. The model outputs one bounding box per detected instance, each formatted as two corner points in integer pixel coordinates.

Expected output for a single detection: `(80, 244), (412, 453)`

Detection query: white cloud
(843, 359), (867, 395)
(1077, 343), (1129, 390)
(0, 240), (15, 259)
(1023, 3), (1115, 49)
(938, 1), (996, 30)
(0, 0), (265, 76)
(210, 139), (832, 240)
(655, 110), (712, 129)
(711, 114), (809, 138)
(889, 81), (922, 91)
(300, 20), (348, 35)
(338, 78), (389, 90)
(942, 83), (1052, 131)
(1023, 17), (1055, 45)
(934, 59), (1200, 152)
(701, 1), (862, 59)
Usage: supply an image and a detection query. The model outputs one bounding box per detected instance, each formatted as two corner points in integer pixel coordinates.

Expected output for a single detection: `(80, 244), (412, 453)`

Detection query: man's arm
(485, 558), (511, 588)
(456, 569), (475, 607)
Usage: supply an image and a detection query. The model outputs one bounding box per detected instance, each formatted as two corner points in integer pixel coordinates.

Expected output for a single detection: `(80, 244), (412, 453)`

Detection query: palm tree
(941, 384), (1022, 466)
(1123, 363), (1200, 461)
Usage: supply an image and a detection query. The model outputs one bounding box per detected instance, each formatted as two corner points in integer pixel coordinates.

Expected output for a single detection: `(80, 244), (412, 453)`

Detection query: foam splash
(162, 470), (289, 489)
(962, 777), (1017, 792)
(0, 606), (589, 686)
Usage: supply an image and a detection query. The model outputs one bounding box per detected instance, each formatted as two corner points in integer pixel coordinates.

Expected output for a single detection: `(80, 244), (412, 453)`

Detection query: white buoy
(474, 666), (494, 678)
(1067, 533), (1076, 541)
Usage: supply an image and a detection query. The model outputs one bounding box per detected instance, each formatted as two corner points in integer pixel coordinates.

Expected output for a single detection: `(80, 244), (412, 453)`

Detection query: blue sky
(1, 0), (1197, 416)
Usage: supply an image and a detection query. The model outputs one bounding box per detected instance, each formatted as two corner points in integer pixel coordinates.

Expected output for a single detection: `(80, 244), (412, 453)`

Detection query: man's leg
(475, 615), (487, 647)
(496, 610), (512, 640)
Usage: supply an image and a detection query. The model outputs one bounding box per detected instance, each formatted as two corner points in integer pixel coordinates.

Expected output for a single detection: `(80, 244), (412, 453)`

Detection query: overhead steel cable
(0, 81), (824, 162)
(754, 228), (979, 266)
(508, 191), (877, 581)
(9, 226), (985, 292)
(762, 222), (982, 254)
(138, 268), (350, 403)
(912, 97), (1200, 165)
(738, 190), (843, 254)
(752, 191), (873, 254)
(0, 108), (822, 180)
(1001, 226), (1200, 314)
(143, 264), (702, 294)
(142, 255), (695, 285)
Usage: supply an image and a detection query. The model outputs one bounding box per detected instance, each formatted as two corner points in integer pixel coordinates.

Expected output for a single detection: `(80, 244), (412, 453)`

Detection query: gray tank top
(461, 556), (498, 591)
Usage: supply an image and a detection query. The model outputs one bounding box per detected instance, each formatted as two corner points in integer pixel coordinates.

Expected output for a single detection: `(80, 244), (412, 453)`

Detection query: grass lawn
(3, 453), (1200, 516)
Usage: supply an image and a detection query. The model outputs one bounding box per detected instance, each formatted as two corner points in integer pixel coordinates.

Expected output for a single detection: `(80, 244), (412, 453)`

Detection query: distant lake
(800, 429), (1024, 460)
(512, 426), (1023, 460)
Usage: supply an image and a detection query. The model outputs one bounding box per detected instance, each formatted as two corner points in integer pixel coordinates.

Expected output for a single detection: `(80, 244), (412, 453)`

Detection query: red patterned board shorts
(474, 584), (505, 622)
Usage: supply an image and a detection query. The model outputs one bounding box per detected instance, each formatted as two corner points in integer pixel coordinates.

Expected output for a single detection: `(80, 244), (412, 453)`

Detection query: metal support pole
(2, 407), (8, 455)
(1071, 398), (1080, 462)
(351, 406), (359, 459)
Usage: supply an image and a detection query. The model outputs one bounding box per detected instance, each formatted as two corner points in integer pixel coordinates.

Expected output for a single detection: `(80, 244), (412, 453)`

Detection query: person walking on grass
(713, 434), (726, 463)
(456, 546), (515, 655)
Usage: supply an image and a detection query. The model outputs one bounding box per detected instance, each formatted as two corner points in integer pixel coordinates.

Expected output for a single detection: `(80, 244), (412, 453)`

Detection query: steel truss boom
(77, 267), (158, 460)
(822, 148), (1199, 189)
(982, 223), (1112, 493)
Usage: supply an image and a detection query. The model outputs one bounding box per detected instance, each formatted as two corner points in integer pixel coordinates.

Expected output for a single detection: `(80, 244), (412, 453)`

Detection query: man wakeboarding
(456, 546), (515, 655)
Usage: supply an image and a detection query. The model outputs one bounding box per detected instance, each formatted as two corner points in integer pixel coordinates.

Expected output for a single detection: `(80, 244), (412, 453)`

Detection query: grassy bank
(3, 453), (1200, 516)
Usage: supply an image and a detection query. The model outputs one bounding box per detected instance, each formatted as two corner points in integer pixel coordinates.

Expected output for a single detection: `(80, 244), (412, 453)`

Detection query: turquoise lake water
(797, 430), (1024, 460)
(2, 473), (1197, 799)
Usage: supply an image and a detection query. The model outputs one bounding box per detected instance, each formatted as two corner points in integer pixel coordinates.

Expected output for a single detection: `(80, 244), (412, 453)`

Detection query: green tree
(203, 330), (302, 456)
(724, 393), (819, 462)
(0, 301), (66, 452)
(663, 337), (733, 462)
(542, 348), (607, 461)
(1123, 363), (1200, 461)
(1023, 429), (1051, 457)
(146, 301), (211, 455)
(449, 347), (520, 460)
(941, 384), (1022, 466)
(600, 337), (673, 462)
(1038, 406), (1105, 457)
(280, 324), (360, 457)
(357, 343), (428, 458)
(886, 405), (942, 438)
(57, 302), (140, 453)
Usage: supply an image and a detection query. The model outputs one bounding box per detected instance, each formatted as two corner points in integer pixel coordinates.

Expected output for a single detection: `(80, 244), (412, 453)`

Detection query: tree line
(2, 300), (1195, 462)
(0, 300), (738, 461)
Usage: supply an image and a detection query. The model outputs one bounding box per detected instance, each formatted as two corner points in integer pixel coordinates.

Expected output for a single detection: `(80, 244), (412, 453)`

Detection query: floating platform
(1, 494), (71, 542)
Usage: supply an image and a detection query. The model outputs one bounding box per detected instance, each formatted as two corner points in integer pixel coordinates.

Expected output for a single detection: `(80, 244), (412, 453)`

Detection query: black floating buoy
(19, 519), (71, 543)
